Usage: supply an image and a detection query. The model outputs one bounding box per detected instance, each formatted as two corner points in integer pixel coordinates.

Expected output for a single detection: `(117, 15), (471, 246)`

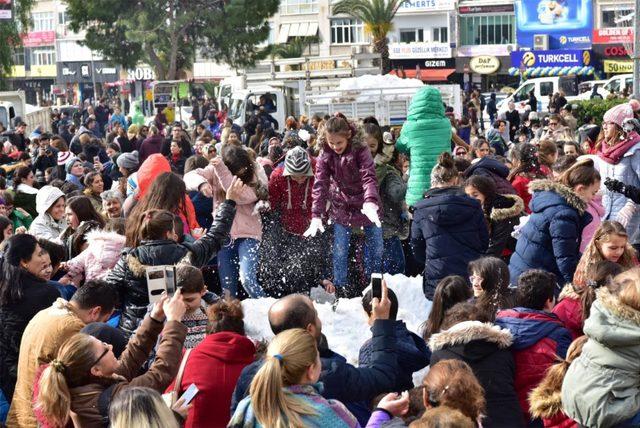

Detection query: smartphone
(371, 273), (383, 299)
(164, 266), (176, 296)
(179, 383), (199, 406)
(93, 156), (100, 163)
(146, 266), (167, 304)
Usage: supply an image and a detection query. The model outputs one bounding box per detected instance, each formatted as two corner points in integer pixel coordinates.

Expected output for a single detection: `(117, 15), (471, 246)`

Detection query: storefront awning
(389, 68), (455, 81)
(278, 22), (318, 43)
(508, 66), (594, 78)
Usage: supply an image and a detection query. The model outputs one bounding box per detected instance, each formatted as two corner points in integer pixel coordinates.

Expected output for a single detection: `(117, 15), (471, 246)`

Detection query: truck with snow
(0, 91), (26, 129)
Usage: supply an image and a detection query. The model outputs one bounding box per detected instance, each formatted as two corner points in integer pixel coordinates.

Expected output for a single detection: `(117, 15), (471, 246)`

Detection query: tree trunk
(373, 36), (391, 74)
(146, 43), (167, 80)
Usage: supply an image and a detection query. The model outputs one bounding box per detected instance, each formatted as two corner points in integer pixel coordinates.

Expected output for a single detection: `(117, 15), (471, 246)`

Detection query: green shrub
(574, 98), (626, 125)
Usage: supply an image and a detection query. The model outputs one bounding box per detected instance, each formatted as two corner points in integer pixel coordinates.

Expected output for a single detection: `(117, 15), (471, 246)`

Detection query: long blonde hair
(249, 328), (319, 428)
(109, 387), (179, 428)
(615, 267), (640, 310)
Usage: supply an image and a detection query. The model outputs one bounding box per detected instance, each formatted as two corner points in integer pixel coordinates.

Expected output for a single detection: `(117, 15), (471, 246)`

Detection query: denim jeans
(217, 238), (265, 298)
(382, 236), (405, 275)
(333, 223), (383, 287)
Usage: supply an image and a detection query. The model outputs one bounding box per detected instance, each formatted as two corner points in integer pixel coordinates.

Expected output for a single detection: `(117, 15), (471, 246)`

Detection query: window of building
(399, 28), (424, 43)
(58, 11), (69, 26)
(12, 50), (25, 66)
(433, 27), (448, 43)
(280, 0), (318, 15)
(459, 14), (515, 45)
(331, 19), (367, 44)
(30, 47), (55, 65)
(601, 7), (633, 28)
(32, 12), (55, 32)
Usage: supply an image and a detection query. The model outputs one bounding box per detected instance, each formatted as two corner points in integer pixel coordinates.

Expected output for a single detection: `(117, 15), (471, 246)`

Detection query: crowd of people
(0, 85), (639, 427)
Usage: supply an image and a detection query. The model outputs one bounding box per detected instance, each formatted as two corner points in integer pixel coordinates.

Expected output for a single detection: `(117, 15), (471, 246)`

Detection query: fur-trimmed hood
(528, 179), (587, 215)
(429, 320), (513, 351)
(490, 194), (525, 221)
(528, 366), (565, 419)
(597, 286), (640, 326)
(559, 283), (580, 300)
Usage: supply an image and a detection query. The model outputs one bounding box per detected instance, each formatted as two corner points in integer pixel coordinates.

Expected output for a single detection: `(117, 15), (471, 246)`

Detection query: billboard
(593, 28), (633, 45)
(0, 0), (11, 20)
(510, 49), (591, 68)
(515, 0), (593, 49)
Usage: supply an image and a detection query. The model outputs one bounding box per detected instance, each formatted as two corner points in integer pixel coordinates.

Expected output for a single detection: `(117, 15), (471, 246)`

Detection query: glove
(303, 218), (325, 238)
(604, 177), (625, 194)
(616, 201), (637, 228)
(361, 202), (382, 228)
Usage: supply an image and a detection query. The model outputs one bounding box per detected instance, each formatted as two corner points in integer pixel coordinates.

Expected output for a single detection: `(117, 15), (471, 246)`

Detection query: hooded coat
(486, 193), (525, 259)
(551, 284), (583, 339)
(529, 360), (578, 428)
(396, 86), (452, 206)
(62, 230), (127, 286)
(562, 288), (640, 428)
(410, 186), (488, 299)
(464, 156), (517, 195)
(375, 162), (408, 240)
(429, 320), (525, 428)
(509, 180), (592, 287)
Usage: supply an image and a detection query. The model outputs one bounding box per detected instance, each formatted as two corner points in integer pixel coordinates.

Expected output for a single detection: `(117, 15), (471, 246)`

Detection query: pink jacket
(195, 161), (267, 241)
(62, 230), (126, 286)
(580, 195), (604, 252)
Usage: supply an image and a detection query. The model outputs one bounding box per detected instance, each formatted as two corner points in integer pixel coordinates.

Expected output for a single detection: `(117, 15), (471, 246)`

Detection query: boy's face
(181, 289), (206, 312)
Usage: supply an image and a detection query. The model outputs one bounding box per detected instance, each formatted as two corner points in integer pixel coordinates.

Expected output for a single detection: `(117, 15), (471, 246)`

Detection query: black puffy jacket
(106, 200), (236, 336)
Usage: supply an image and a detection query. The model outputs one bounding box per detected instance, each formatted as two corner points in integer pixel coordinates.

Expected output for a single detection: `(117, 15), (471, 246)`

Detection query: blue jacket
(464, 156), (516, 195)
(411, 186), (488, 299)
(358, 320), (430, 392)
(188, 191), (213, 230)
(509, 180), (592, 289)
(230, 320), (398, 426)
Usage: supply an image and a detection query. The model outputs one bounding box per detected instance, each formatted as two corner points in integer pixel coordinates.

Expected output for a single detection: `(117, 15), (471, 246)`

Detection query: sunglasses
(92, 343), (110, 367)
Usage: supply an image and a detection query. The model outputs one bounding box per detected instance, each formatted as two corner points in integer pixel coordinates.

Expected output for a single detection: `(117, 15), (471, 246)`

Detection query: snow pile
(312, 74), (423, 104)
(242, 274), (432, 384)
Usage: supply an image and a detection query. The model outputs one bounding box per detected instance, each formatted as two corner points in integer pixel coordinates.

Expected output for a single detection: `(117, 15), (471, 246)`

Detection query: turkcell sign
(510, 49), (590, 68)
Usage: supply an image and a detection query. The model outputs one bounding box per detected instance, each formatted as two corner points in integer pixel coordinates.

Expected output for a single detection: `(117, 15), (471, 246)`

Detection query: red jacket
(269, 165), (314, 236)
(178, 332), (255, 428)
(511, 175), (533, 214)
(552, 285), (583, 339)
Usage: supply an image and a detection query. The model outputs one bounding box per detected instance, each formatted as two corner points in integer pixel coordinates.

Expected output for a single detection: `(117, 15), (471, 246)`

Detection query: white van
(575, 74), (633, 100)
(498, 76), (579, 116)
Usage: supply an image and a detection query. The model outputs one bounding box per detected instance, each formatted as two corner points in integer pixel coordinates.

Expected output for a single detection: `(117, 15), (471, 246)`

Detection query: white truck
(0, 91), (51, 134)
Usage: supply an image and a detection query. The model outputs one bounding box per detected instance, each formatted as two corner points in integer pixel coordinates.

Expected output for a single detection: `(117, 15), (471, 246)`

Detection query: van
(498, 76), (579, 116)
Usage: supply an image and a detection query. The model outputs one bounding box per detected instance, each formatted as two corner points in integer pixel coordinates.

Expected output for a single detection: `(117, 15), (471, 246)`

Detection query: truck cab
(227, 87), (292, 132)
(498, 76), (579, 116)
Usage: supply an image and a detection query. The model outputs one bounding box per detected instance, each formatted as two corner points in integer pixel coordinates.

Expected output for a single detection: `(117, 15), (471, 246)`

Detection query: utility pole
(634, 1), (640, 98)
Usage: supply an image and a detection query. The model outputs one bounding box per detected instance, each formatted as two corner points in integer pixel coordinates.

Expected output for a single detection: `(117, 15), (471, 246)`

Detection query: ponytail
(558, 158), (600, 188)
(249, 329), (318, 428)
(126, 209), (175, 247)
(431, 152), (458, 187)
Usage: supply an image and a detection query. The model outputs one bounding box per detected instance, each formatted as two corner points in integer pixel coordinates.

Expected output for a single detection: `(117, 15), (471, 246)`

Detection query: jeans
(217, 238), (265, 298)
(333, 223), (383, 287)
(382, 236), (405, 275)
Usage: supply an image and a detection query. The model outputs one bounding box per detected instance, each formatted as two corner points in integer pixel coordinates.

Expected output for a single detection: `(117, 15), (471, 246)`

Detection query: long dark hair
(469, 257), (513, 320)
(507, 143), (545, 181)
(422, 276), (472, 341)
(0, 215), (12, 243)
(0, 234), (41, 306)
(13, 166), (33, 191)
(464, 175), (496, 218)
(67, 196), (106, 229)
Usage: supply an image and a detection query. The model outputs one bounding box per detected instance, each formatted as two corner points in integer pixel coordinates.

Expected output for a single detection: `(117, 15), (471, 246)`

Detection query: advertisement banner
(388, 42), (452, 59)
(603, 60), (633, 74)
(457, 45), (516, 57)
(0, 0), (11, 20)
(397, 0), (455, 12)
(21, 31), (56, 48)
(510, 49), (591, 67)
(593, 28), (634, 45)
(515, 0), (593, 49)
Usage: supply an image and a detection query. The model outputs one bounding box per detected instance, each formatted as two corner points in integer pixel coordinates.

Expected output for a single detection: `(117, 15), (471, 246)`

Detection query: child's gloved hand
(303, 218), (325, 238)
(361, 202), (382, 228)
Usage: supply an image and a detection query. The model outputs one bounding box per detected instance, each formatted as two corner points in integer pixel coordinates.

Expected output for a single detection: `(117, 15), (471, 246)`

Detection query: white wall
(390, 14), (450, 43)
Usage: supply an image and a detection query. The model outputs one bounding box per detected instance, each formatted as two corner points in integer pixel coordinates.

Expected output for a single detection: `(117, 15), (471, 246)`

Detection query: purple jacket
(311, 141), (381, 227)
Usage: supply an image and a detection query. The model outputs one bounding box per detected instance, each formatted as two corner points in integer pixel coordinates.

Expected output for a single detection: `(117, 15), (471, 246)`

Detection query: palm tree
(332, 0), (407, 74)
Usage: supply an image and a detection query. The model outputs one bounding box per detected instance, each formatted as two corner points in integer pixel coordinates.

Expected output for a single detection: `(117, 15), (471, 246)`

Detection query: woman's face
(600, 235), (627, 263)
(90, 175), (104, 194)
(90, 337), (119, 378)
(574, 180), (601, 204)
(106, 147), (117, 158)
(464, 185), (486, 206)
(228, 133), (239, 145)
(65, 206), (79, 229)
(365, 134), (379, 158)
(475, 142), (490, 158)
(21, 244), (49, 277)
(71, 161), (84, 177)
(0, 204), (7, 217)
(326, 132), (348, 155)
(49, 197), (65, 221)
(603, 122), (617, 140)
(170, 141), (181, 156)
(24, 171), (35, 187)
(103, 198), (122, 218)
(36, 253), (52, 281)
(470, 272), (484, 297)
(3, 223), (12, 241)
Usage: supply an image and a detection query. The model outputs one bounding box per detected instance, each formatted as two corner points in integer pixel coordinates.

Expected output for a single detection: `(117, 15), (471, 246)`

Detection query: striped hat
(57, 150), (72, 166)
(283, 146), (312, 177)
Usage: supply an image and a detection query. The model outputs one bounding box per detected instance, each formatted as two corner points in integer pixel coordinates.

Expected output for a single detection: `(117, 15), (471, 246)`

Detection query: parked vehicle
(498, 77), (580, 116)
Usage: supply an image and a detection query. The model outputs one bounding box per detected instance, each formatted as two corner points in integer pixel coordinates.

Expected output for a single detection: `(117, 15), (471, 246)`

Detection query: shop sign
(603, 46), (630, 57)
(303, 60), (335, 71)
(603, 60), (633, 74)
(21, 31), (55, 47)
(469, 55), (500, 74)
(389, 42), (451, 59)
(510, 49), (591, 67)
(457, 45), (515, 57)
(458, 4), (514, 13)
(391, 58), (456, 68)
(0, 0), (11, 20)
(593, 28), (633, 45)
(96, 67), (117, 75)
(397, 0), (455, 12)
(127, 67), (156, 80)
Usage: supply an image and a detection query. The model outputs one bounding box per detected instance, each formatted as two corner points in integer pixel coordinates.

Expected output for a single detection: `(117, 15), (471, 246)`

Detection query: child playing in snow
(305, 113), (383, 298)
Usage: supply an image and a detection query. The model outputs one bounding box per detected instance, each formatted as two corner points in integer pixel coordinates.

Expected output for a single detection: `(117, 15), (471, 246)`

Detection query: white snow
(242, 274), (432, 386)
(313, 74), (424, 104)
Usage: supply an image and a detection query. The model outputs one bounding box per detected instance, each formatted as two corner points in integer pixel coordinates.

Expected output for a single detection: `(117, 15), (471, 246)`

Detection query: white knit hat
(36, 185), (65, 215)
(183, 171), (208, 192)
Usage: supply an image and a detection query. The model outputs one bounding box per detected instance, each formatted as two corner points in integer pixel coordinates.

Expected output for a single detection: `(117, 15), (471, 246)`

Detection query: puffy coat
(429, 320), (525, 428)
(464, 156), (517, 195)
(562, 287), (640, 427)
(62, 230), (127, 286)
(552, 284), (583, 339)
(0, 272), (59, 401)
(411, 186), (488, 299)
(396, 86), (452, 206)
(105, 200), (235, 336)
(269, 165), (314, 236)
(512, 174), (534, 213)
(311, 134), (381, 228)
(375, 162), (408, 240)
(529, 358), (578, 428)
(509, 180), (592, 288)
(495, 308), (572, 421)
(174, 331), (255, 428)
(486, 193), (525, 259)
(580, 195), (604, 253)
(358, 320), (430, 392)
(28, 213), (66, 242)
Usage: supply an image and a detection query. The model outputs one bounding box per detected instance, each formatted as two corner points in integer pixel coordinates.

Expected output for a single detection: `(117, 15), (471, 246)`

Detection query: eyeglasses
(92, 343), (110, 367)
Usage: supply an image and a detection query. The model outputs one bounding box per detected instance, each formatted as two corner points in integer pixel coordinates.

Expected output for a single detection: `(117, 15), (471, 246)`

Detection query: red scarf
(598, 133), (640, 164)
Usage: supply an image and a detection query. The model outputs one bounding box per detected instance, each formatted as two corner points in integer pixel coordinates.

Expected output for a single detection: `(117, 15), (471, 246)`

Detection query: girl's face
(24, 171), (35, 187)
(91, 175), (104, 194)
(582, 140), (592, 153)
(37, 253), (52, 281)
(326, 132), (349, 155)
(170, 141), (181, 156)
(365, 134), (379, 158)
(470, 272), (483, 297)
(65, 206), (79, 229)
(475, 143), (490, 158)
(3, 223), (12, 241)
(464, 185), (486, 206)
(71, 161), (84, 177)
(574, 181), (600, 204)
(49, 197), (65, 221)
(603, 122), (617, 140)
(599, 235), (627, 263)
(0, 204), (7, 217)
(22, 244), (49, 277)
(106, 147), (117, 158)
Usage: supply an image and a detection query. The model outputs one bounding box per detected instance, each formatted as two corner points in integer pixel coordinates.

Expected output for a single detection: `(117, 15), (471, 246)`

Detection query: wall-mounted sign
(389, 42), (451, 59)
(391, 58), (456, 69)
(470, 55), (501, 74)
(127, 67), (156, 80)
(21, 31), (55, 47)
(459, 4), (514, 13)
(603, 60), (633, 74)
(397, 0), (455, 12)
(0, 0), (11, 20)
(593, 28), (633, 45)
(511, 49), (591, 68)
(57, 61), (120, 84)
(457, 45), (515, 57)
(96, 67), (117, 75)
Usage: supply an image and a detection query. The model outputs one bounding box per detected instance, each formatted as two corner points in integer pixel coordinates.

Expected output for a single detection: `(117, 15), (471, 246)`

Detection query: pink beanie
(604, 101), (640, 127)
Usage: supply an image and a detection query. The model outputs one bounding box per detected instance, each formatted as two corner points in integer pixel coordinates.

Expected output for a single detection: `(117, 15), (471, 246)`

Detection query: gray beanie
(116, 150), (139, 170)
(65, 156), (81, 174)
(36, 185), (65, 215)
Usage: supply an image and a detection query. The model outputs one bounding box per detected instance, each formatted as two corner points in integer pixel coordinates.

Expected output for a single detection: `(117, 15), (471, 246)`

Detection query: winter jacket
(174, 331), (255, 428)
(464, 156), (517, 195)
(511, 175), (534, 213)
(69, 126), (95, 154)
(188, 191), (213, 230)
(396, 86), (452, 206)
(29, 213), (66, 242)
(375, 162), (408, 240)
(62, 230), (126, 286)
(593, 133), (640, 243)
(562, 287), (640, 428)
(552, 284), (583, 339)
(580, 195), (604, 253)
(0, 272), (59, 402)
(105, 200), (235, 336)
(429, 321), (525, 428)
(166, 154), (187, 176)
(194, 162), (268, 241)
(486, 194), (525, 259)
(495, 308), (572, 420)
(529, 361), (578, 428)
(411, 186), (489, 299)
(231, 319), (398, 426)
(109, 113), (127, 131)
(138, 134), (165, 165)
(509, 180), (592, 287)
(269, 165), (314, 236)
(230, 383), (359, 428)
(9, 208), (32, 232)
(358, 320), (430, 392)
(13, 185), (38, 218)
(7, 299), (85, 428)
(486, 128), (509, 156)
(311, 136), (381, 228)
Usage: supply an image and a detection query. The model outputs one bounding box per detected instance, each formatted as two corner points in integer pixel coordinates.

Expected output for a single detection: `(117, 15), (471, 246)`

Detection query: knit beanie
(65, 156), (80, 173)
(116, 150), (139, 170)
(284, 146), (312, 176)
(603, 102), (640, 127)
(183, 170), (208, 192)
(57, 151), (72, 166)
(36, 185), (65, 215)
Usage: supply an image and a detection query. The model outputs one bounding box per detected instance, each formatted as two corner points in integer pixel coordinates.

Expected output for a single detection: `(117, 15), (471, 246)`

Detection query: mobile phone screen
(371, 274), (382, 299)
(165, 267), (176, 296)
(180, 383), (199, 406)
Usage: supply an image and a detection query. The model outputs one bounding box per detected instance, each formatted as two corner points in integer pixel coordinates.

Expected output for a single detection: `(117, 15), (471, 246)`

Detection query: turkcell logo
(511, 49), (590, 68)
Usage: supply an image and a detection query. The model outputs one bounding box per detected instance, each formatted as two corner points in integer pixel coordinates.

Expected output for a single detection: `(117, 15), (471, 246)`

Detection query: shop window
(433, 27), (448, 43)
(280, 0), (318, 15)
(399, 28), (424, 43)
(331, 18), (368, 44)
(459, 14), (515, 45)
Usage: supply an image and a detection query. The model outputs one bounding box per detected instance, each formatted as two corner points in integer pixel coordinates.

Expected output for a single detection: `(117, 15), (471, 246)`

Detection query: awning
(277, 24), (290, 44)
(508, 66), (594, 78)
(389, 68), (455, 81)
(279, 22), (318, 41)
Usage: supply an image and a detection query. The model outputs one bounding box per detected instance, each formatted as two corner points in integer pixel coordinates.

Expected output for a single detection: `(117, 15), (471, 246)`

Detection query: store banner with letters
(603, 60), (633, 74)
(389, 43), (452, 59)
(511, 49), (591, 68)
(593, 28), (634, 45)
(397, 0), (455, 12)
